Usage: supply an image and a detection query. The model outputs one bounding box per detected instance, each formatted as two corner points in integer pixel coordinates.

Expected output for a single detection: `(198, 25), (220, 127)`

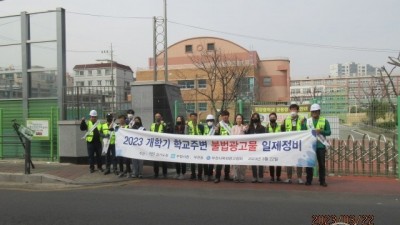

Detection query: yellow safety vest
(284, 116), (304, 132)
(187, 121), (202, 135)
(150, 123), (164, 133)
(267, 123), (281, 133)
(86, 120), (103, 142)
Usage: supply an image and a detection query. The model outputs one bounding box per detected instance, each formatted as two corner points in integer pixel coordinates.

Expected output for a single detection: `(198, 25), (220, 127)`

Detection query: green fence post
(50, 107), (54, 161)
(397, 97), (400, 179)
(174, 100), (178, 124)
(238, 100), (243, 115)
(0, 109), (3, 159)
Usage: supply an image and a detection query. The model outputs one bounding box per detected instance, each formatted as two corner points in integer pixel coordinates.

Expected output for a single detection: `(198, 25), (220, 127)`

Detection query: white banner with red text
(115, 128), (317, 167)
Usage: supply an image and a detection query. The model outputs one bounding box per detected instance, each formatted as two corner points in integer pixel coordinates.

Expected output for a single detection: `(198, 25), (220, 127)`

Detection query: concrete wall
(58, 120), (88, 164)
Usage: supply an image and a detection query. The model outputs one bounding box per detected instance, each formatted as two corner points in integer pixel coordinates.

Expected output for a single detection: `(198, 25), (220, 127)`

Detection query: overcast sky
(0, 0), (399, 78)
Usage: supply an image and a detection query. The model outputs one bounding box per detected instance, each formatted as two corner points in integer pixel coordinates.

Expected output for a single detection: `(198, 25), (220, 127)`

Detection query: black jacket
(246, 124), (266, 134)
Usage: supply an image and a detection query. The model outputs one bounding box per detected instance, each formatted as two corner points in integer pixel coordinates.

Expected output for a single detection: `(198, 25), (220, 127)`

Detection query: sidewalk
(0, 160), (399, 195)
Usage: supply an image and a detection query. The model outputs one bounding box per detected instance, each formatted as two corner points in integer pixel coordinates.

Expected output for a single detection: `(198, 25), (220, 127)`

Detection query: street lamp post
(99, 43), (114, 112)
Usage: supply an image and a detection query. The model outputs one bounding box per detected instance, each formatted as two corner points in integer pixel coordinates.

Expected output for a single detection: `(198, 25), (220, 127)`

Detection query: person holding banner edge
(246, 112), (266, 183)
(281, 104), (308, 184)
(80, 110), (103, 173)
(214, 110), (233, 183)
(116, 114), (129, 175)
(305, 104), (331, 187)
(266, 112), (282, 183)
(151, 112), (168, 179)
(187, 112), (205, 181)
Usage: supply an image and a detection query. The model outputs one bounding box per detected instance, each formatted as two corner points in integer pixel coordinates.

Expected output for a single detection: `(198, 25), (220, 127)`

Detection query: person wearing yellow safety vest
(266, 112), (282, 183)
(187, 112), (205, 181)
(203, 114), (217, 182)
(174, 116), (187, 180)
(151, 112), (168, 179)
(214, 110), (233, 183)
(280, 104), (308, 184)
(102, 113), (117, 175)
(80, 110), (103, 173)
(305, 104), (331, 187)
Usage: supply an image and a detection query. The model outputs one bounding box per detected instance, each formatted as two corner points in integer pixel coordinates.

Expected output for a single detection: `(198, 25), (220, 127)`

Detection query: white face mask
(127, 114), (134, 120)
(290, 111), (297, 117)
(207, 121), (213, 127)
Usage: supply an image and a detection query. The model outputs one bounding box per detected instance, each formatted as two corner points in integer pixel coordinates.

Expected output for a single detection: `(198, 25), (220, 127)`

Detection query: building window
(178, 80), (195, 89)
(197, 79), (207, 89)
(105, 69), (111, 75)
(88, 70), (92, 76)
(207, 43), (215, 51)
(97, 69), (102, 75)
(198, 102), (207, 111)
(184, 103), (195, 113)
(75, 81), (84, 86)
(79, 71), (84, 76)
(263, 77), (272, 86)
(88, 81), (92, 86)
(97, 80), (102, 86)
(185, 45), (193, 53)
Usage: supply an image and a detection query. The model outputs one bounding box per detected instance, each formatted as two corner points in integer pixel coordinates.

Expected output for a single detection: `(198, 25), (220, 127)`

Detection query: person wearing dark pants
(305, 104), (331, 187)
(80, 110), (103, 173)
(187, 113), (205, 181)
(246, 112), (266, 183)
(174, 116), (187, 180)
(266, 112), (282, 183)
(214, 110), (233, 183)
(203, 114), (216, 181)
(151, 112), (168, 178)
(102, 113), (117, 175)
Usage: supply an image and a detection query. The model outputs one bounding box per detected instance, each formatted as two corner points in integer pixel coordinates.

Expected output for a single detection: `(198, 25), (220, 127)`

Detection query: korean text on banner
(116, 128), (317, 167)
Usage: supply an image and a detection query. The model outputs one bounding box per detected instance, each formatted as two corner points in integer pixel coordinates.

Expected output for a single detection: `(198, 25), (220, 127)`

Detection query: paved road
(1, 179), (398, 225)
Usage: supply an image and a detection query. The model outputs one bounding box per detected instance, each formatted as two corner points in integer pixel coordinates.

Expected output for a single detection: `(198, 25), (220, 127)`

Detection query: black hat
(106, 113), (113, 119)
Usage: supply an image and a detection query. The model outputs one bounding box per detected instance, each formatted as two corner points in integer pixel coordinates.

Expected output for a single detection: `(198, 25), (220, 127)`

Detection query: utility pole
(101, 43), (114, 112)
(164, 0), (168, 82)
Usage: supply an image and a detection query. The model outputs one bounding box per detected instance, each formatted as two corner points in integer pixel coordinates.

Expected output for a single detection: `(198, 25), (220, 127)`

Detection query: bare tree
(181, 49), (253, 116)
(378, 52), (400, 115)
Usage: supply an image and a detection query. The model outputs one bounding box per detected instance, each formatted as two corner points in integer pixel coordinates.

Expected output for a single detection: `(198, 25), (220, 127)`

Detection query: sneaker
(276, 177), (282, 182)
(284, 179), (292, 184)
(130, 174), (137, 178)
(251, 178), (257, 183)
(126, 173), (132, 178)
(99, 168), (104, 172)
(178, 174), (185, 180)
(197, 176), (203, 181)
(118, 172), (126, 178)
(103, 169), (111, 175)
(214, 178), (220, 183)
(297, 178), (304, 184)
(138, 175), (143, 179)
(174, 174), (180, 179)
(203, 176), (208, 182)
(190, 175), (196, 181)
(257, 178), (264, 183)
(224, 176), (233, 181)
(90, 169), (95, 173)
(269, 177), (275, 183)
(320, 182), (328, 187)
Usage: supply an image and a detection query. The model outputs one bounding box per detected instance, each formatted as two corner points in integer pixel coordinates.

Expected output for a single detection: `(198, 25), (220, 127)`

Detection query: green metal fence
(0, 99), (59, 161)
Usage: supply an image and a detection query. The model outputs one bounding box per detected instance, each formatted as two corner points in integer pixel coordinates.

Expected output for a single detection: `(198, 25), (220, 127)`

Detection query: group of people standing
(80, 103), (331, 187)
